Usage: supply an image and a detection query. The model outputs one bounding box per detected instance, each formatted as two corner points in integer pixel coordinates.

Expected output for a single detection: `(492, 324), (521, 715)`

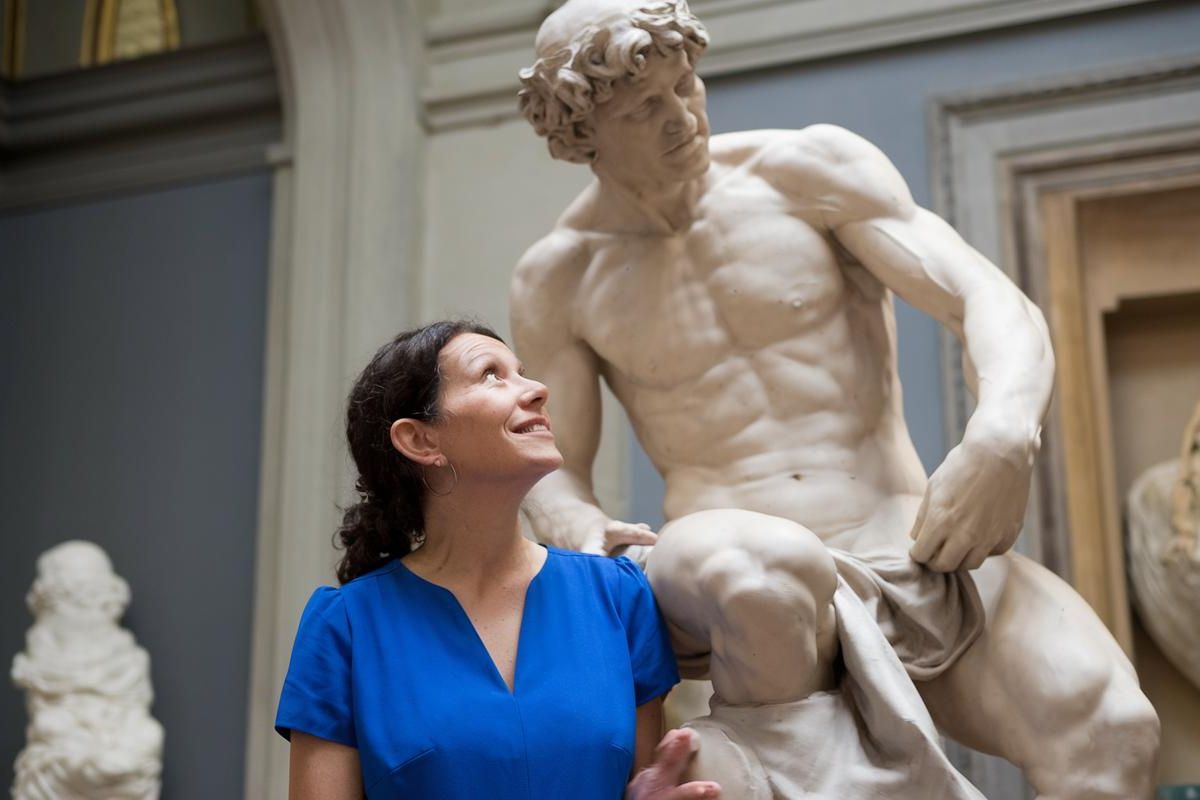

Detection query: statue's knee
(1029, 675), (1160, 799)
(653, 509), (836, 624)
(1099, 689), (1159, 772)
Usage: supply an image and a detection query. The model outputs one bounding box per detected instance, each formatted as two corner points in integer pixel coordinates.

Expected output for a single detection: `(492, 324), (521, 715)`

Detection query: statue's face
(590, 48), (710, 186)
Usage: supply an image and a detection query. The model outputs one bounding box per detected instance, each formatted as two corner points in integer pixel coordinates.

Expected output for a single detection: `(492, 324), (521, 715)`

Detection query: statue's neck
(593, 172), (704, 235)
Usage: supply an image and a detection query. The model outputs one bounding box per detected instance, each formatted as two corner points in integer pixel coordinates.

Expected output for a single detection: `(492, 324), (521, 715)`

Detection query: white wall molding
(422, 0), (1157, 130)
(244, 1), (427, 798)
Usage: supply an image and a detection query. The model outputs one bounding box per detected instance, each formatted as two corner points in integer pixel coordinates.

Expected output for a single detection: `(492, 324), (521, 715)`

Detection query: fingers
(626, 729), (721, 800)
(928, 534), (972, 572)
(651, 728), (699, 785)
(908, 516), (944, 566)
(908, 492), (930, 541)
(662, 782), (721, 799)
(962, 543), (991, 572)
(623, 544), (653, 569)
(605, 521), (659, 551)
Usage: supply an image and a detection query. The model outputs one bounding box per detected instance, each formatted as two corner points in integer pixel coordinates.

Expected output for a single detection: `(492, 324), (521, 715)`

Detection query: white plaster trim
(244, 1), (427, 798)
(421, 0), (1156, 129)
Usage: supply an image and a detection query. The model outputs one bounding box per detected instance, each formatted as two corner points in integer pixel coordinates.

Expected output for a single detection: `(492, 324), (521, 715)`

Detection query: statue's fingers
(908, 492), (931, 541)
(620, 528), (659, 546)
(962, 544), (991, 572)
(623, 544), (653, 569)
(605, 526), (658, 549)
(908, 517), (945, 564)
(929, 533), (972, 572)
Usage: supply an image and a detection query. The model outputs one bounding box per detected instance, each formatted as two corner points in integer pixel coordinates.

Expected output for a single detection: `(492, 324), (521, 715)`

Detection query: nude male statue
(510, 2), (1160, 797)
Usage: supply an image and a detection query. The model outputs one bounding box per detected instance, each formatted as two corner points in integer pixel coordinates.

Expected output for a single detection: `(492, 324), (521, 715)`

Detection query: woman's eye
(483, 369), (501, 382)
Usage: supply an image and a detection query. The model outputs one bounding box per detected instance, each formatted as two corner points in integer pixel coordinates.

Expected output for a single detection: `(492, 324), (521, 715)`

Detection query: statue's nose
(662, 94), (695, 137)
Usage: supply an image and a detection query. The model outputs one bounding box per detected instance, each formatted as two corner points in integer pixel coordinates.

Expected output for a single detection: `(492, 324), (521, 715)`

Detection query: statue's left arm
(768, 125), (1055, 572)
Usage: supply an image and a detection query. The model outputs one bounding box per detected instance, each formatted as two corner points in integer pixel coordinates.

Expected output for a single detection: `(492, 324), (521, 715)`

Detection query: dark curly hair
(335, 320), (504, 584)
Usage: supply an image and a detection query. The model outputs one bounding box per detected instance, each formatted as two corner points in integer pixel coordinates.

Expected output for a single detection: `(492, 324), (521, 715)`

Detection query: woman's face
(431, 333), (563, 483)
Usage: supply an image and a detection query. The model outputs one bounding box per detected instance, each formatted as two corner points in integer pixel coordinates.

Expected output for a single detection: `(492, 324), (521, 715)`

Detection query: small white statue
(1128, 401), (1200, 691)
(10, 541), (163, 800)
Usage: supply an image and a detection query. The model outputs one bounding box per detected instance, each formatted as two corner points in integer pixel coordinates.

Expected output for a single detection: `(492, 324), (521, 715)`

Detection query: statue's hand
(626, 728), (721, 800)
(581, 519), (659, 561)
(909, 431), (1034, 572)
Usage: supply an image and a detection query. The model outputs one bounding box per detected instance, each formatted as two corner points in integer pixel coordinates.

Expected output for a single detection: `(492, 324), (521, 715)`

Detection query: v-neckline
(397, 545), (551, 696)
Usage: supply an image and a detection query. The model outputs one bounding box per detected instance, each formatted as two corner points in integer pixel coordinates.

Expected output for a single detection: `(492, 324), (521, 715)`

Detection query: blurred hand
(626, 729), (721, 800)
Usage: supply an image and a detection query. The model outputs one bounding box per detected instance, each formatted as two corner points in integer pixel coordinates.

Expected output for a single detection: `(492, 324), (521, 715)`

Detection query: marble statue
(1128, 401), (1200, 691)
(11, 541), (163, 800)
(511, 1), (1160, 797)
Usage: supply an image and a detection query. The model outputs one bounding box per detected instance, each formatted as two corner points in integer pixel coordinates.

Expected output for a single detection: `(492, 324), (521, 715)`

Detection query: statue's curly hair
(518, 0), (708, 164)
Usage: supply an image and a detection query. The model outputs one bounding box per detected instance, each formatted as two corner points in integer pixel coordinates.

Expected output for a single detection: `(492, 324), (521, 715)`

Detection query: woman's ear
(389, 419), (443, 465)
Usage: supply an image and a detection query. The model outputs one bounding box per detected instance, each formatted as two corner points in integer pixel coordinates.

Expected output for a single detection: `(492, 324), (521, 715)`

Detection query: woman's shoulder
(299, 559), (403, 616)
(545, 545), (637, 572)
(334, 558), (404, 593)
(545, 547), (648, 596)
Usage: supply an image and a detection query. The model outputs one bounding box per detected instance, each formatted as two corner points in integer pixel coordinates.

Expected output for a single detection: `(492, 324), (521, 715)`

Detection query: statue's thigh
(647, 508), (835, 619)
(648, 506), (835, 652)
(917, 552), (1142, 761)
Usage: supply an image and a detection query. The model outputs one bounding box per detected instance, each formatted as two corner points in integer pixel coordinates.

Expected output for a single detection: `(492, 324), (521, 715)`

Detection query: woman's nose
(520, 379), (549, 408)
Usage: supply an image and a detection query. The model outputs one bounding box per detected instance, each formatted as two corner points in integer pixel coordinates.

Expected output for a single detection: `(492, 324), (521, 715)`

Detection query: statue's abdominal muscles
(578, 180), (926, 538)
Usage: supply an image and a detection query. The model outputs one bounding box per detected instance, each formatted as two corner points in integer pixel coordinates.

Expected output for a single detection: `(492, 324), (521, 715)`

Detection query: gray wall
(0, 171), (272, 798)
(628, 0), (1200, 527)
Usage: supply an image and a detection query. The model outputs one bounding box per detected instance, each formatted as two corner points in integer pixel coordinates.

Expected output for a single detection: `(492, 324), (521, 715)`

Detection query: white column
(245, 2), (426, 797)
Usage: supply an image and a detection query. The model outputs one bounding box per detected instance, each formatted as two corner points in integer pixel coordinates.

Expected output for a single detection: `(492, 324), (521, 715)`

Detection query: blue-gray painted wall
(0, 172), (272, 798)
(628, 0), (1200, 528)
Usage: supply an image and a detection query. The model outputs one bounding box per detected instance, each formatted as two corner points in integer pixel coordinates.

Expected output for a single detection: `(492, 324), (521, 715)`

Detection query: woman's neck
(406, 480), (539, 592)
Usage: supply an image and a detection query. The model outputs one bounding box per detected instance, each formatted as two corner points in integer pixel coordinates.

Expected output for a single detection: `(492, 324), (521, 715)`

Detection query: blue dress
(274, 546), (680, 798)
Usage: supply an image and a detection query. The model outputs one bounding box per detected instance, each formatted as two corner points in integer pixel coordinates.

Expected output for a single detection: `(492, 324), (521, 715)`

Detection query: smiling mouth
(513, 421), (552, 435)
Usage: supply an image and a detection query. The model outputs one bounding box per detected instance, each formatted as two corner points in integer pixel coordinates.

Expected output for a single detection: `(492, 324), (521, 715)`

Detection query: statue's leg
(646, 509), (839, 704)
(916, 552), (1160, 800)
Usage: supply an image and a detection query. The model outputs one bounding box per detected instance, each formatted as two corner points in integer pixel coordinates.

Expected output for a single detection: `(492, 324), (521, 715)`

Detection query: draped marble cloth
(681, 551), (987, 799)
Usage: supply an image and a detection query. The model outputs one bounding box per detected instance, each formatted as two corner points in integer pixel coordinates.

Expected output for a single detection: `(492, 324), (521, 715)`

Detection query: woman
(274, 320), (721, 799)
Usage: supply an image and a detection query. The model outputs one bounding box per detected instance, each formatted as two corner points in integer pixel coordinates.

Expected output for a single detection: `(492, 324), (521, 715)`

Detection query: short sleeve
(613, 556), (680, 706)
(274, 586), (356, 747)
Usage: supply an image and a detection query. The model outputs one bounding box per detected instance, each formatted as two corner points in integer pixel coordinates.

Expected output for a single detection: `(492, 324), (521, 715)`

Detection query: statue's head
(519, 0), (710, 182)
(27, 540), (130, 624)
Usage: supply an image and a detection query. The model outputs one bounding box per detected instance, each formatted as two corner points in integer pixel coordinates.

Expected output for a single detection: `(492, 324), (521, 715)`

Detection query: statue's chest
(577, 212), (846, 389)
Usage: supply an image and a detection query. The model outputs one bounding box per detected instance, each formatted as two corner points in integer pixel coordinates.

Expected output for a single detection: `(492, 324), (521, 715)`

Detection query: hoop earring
(421, 461), (458, 497)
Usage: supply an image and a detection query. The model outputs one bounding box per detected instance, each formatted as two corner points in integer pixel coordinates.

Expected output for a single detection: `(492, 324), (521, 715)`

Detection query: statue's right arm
(288, 731), (363, 800)
(511, 232), (619, 552)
